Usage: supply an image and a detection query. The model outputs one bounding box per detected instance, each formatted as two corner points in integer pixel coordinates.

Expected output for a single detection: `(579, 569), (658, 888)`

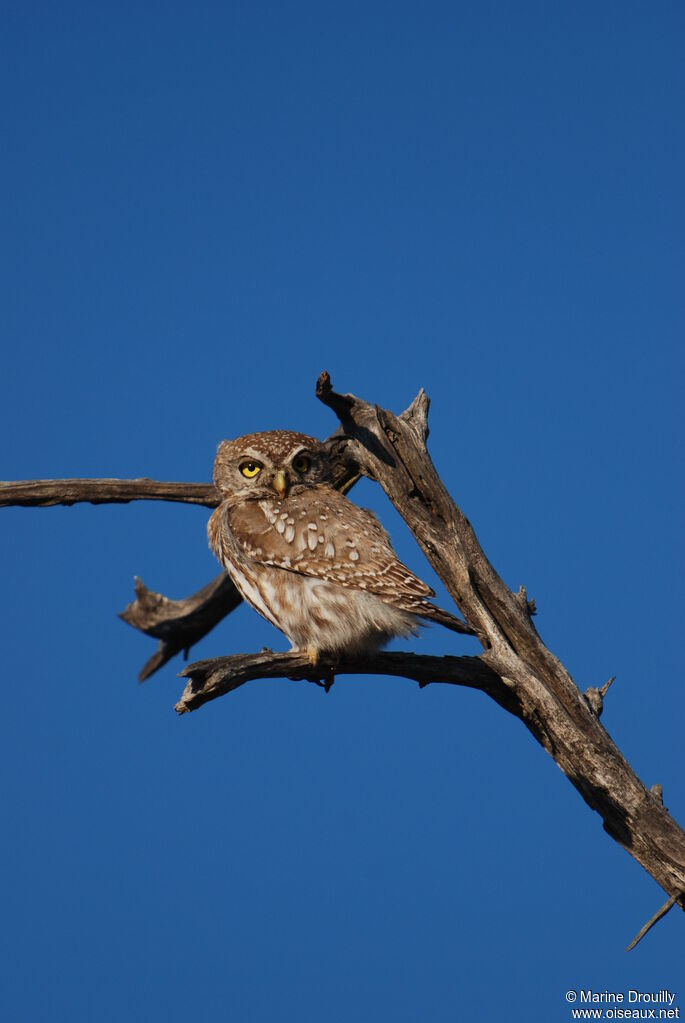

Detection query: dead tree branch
(4, 372), (684, 943)
(0, 478), (219, 508)
(119, 573), (242, 681)
(176, 649), (508, 715)
(305, 371), (685, 921)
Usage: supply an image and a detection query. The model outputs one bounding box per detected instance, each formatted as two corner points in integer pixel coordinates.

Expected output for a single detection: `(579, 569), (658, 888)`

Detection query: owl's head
(213, 430), (333, 500)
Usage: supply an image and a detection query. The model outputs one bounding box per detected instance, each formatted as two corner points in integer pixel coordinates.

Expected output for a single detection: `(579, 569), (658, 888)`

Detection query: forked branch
(310, 372), (685, 922)
(119, 573), (242, 681)
(4, 372), (684, 946)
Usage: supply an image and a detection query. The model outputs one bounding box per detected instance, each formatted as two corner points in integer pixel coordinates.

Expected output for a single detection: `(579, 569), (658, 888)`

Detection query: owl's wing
(225, 486), (436, 607)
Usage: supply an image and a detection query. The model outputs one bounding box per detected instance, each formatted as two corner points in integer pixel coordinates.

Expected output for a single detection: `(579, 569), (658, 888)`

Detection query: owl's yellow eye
(240, 461), (262, 478)
(292, 455), (311, 474)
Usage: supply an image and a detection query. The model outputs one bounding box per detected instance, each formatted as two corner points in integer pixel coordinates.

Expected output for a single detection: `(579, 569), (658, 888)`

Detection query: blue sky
(1, 3), (683, 1020)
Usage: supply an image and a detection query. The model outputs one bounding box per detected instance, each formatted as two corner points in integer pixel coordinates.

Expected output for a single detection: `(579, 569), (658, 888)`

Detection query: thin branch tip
(650, 784), (664, 805)
(600, 675), (616, 697)
(316, 369), (331, 392)
(400, 388), (431, 443)
(315, 371), (355, 420)
(626, 890), (685, 952)
(584, 676), (616, 718)
(515, 585), (537, 617)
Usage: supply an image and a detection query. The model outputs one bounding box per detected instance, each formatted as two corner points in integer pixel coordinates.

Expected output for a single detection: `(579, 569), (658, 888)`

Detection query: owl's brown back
(223, 486), (435, 614)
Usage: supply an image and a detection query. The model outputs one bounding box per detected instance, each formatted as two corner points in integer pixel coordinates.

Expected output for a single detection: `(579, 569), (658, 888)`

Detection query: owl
(208, 430), (468, 664)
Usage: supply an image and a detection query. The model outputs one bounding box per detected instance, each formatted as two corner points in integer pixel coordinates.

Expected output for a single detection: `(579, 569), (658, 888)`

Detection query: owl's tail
(417, 602), (475, 636)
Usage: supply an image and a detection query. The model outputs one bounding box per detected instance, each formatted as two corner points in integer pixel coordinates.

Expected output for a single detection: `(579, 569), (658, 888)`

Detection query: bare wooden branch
(175, 648), (508, 715)
(0, 478), (219, 508)
(119, 574), (242, 681)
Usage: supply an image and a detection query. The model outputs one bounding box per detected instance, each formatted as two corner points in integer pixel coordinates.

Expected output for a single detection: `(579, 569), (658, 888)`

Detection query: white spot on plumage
(258, 500), (278, 525)
(349, 549), (359, 561)
(285, 524), (295, 543)
(307, 531), (318, 551)
(324, 541), (335, 558)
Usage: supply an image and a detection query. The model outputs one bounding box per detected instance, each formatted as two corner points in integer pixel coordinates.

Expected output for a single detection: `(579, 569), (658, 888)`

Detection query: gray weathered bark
(175, 649), (508, 715)
(0, 478), (219, 507)
(312, 373), (685, 931)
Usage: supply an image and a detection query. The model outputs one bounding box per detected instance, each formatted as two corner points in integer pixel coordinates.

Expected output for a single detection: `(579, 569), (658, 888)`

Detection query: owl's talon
(306, 646), (320, 667)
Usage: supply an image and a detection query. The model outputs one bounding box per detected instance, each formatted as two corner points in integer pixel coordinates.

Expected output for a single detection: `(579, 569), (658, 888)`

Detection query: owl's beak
(272, 470), (288, 498)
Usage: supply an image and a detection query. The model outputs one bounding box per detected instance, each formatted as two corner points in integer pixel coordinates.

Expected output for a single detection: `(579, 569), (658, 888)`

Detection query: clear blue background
(1, 3), (683, 1020)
